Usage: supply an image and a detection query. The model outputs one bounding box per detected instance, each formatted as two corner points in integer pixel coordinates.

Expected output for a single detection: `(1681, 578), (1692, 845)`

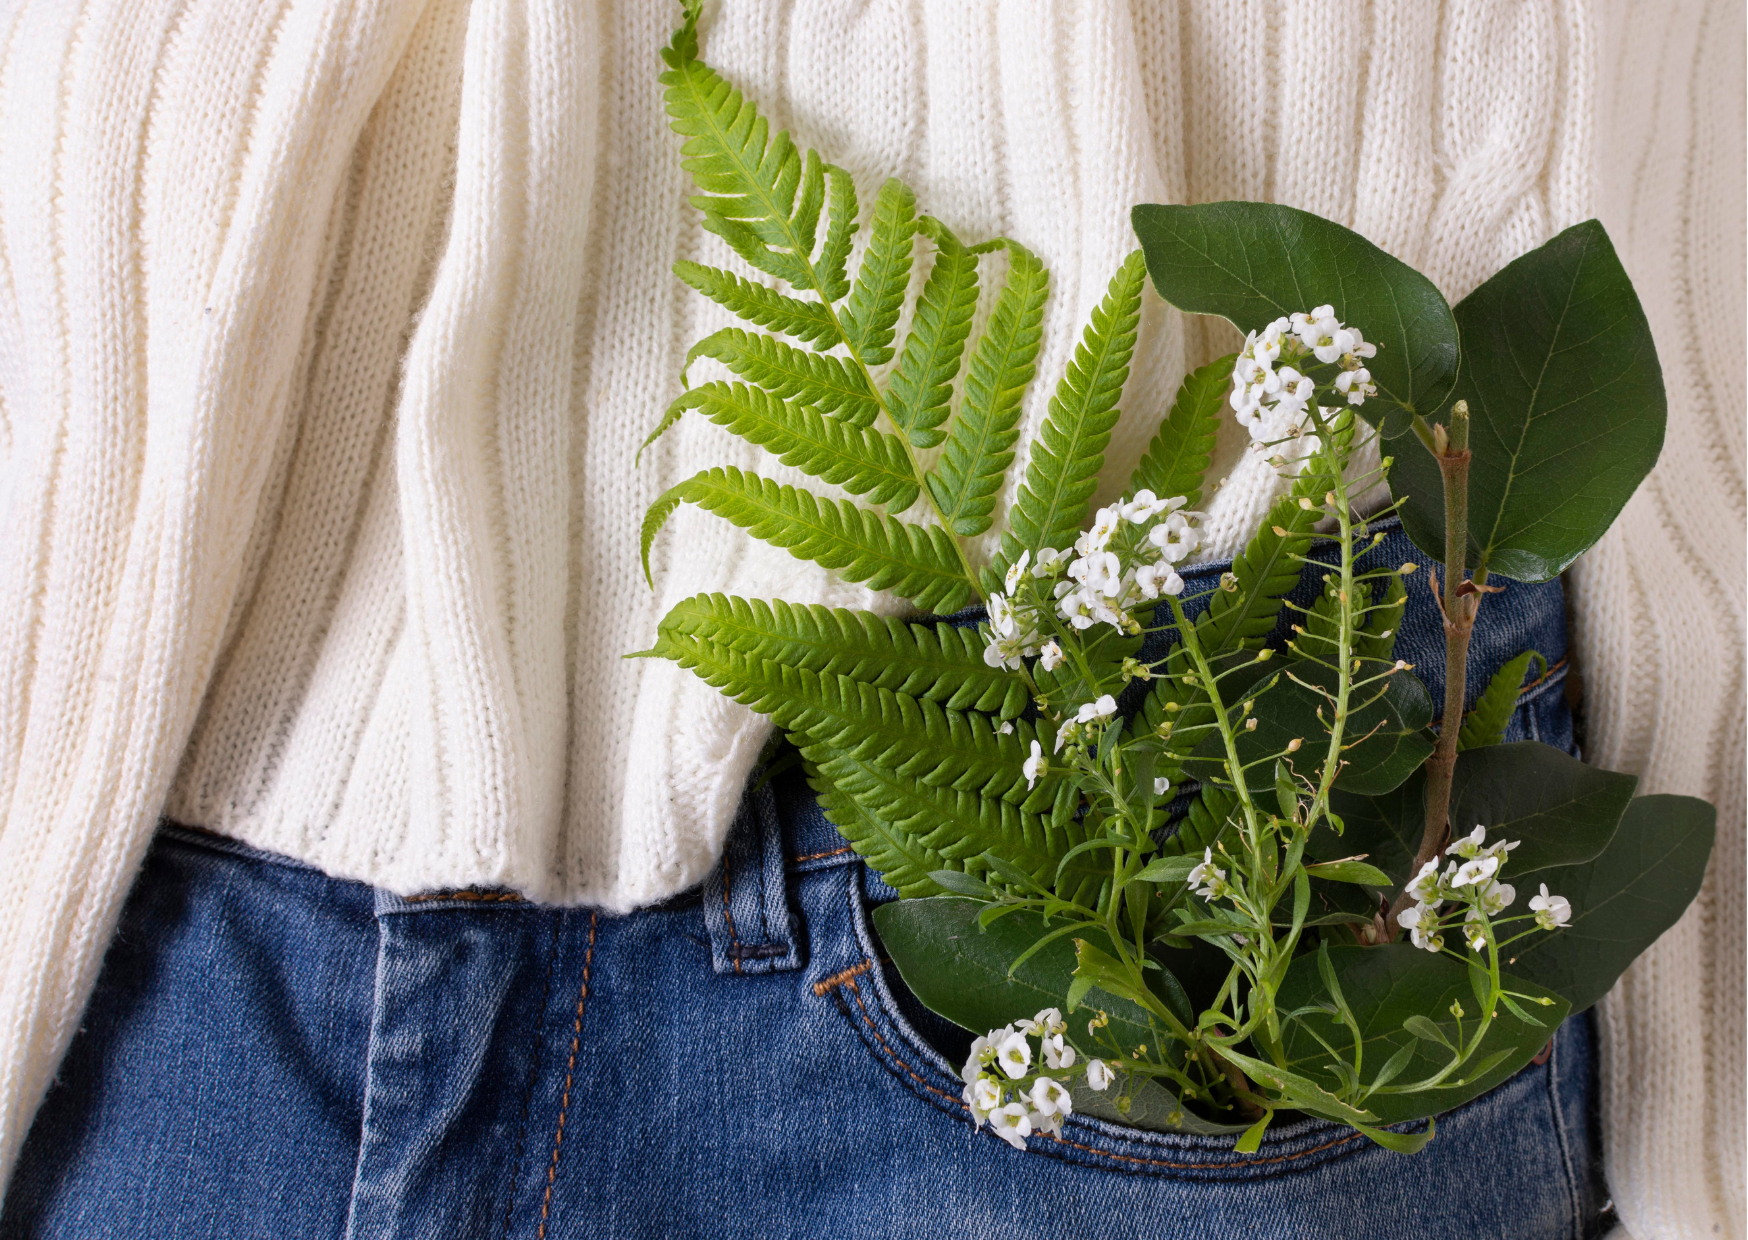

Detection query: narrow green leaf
(1457, 650), (1544, 752)
(993, 251), (1147, 581)
(1234, 1111), (1273, 1154)
(927, 241), (1050, 536)
(641, 468), (972, 612)
(840, 178), (917, 367)
(657, 593), (1028, 718)
(684, 327), (880, 425)
(1304, 859), (1394, 887)
(885, 218), (982, 449)
(672, 261), (841, 348)
(1353, 1121), (1436, 1155)
(1127, 353), (1234, 508)
(662, 382), (919, 508)
(1135, 854), (1200, 883)
(928, 869), (996, 899)
(817, 164), (856, 302)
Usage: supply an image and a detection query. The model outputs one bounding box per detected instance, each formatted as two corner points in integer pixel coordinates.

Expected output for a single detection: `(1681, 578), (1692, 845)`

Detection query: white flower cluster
(960, 1007), (1113, 1150)
(983, 491), (1202, 672)
(1230, 305), (1377, 463)
(1395, 825), (1570, 952)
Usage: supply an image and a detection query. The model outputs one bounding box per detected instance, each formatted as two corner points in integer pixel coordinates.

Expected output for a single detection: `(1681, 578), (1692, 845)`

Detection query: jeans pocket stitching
(537, 911), (598, 1240)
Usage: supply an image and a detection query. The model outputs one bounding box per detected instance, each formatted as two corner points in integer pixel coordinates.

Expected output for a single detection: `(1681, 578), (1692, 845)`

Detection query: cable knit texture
(0, 1), (1739, 1233)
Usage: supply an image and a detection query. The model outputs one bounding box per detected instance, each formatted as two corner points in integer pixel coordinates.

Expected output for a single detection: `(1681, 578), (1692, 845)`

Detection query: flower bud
(1286, 738), (1302, 753)
(1399, 562), (1417, 575)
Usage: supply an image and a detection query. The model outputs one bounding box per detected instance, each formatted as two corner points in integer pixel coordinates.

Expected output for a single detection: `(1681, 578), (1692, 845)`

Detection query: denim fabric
(4, 519), (1604, 1240)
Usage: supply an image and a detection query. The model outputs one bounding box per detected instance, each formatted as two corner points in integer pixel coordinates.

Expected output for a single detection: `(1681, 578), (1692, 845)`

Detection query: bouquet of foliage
(637, 3), (1714, 1153)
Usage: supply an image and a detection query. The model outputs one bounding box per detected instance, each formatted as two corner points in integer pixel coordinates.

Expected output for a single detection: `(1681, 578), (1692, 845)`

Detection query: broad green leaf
(1131, 201), (1460, 432)
(1449, 741), (1636, 875)
(683, 328), (880, 425)
(1135, 854), (1201, 883)
(651, 383), (918, 507)
(1504, 794), (1715, 1013)
(641, 468), (972, 612)
(872, 897), (1246, 1135)
(839, 178), (917, 367)
(1457, 650), (1545, 752)
(1278, 944), (1569, 1125)
(1392, 220), (1666, 583)
(1127, 353), (1234, 508)
(656, 594), (1028, 719)
(672, 261), (840, 348)
(927, 241), (1050, 536)
(991, 251), (1146, 587)
(1320, 741), (1639, 891)
(885, 218), (982, 449)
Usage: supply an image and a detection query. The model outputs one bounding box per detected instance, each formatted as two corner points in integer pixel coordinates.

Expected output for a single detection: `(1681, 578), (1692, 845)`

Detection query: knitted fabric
(0, 1), (1739, 1233)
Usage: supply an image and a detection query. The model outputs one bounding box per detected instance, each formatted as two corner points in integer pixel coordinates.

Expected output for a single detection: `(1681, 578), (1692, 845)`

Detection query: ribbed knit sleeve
(0, 0), (429, 1197)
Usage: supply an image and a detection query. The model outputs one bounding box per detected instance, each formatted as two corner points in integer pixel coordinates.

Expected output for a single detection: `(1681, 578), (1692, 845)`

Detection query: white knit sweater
(0, 0), (1739, 1232)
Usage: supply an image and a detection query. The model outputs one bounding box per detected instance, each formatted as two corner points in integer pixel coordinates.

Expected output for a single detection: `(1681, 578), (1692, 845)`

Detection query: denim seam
(1545, 1029), (1583, 1240)
(537, 911), (598, 1240)
(720, 856), (745, 974)
(499, 916), (562, 1240)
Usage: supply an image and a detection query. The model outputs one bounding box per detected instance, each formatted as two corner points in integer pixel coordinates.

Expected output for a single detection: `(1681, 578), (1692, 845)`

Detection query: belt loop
(702, 767), (803, 975)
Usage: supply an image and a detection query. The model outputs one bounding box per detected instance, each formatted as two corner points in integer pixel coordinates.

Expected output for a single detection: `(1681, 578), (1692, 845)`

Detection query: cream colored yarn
(0, 2), (1738, 1234)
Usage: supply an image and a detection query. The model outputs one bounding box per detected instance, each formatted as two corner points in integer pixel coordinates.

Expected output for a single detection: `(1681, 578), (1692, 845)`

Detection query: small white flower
(1148, 513), (1201, 564)
(1451, 855), (1501, 888)
(1054, 718), (1078, 753)
(987, 592), (1016, 638)
(1032, 547), (1069, 578)
(1154, 776), (1171, 797)
(997, 720), (1014, 735)
(1042, 1034), (1076, 1069)
(961, 1074), (1004, 1126)
(1529, 883), (1572, 930)
(1056, 587), (1098, 631)
(962, 1035), (995, 1085)
(1447, 825), (1488, 858)
(1029, 1076), (1074, 1118)
(1471, 879), (1515, 917)
(1134, 560), (1184, 600)
(1334, 366), (1375, 406)
(1026, 1007), (1065, 1036)
(1075, 695), (1118, 725)
(1462, 910), (1489, 953)
(1069, 550), (1124, 598)
(1186, 847), (1227, 900)
(1038, 640), (1064, 672)
(1022, 740), (1047, 790)
(988, 1102), (1033, 1150)
(1075, 507), (1121, 555)
(1085, 1059), (1115, 1091)
(995, 1029), (1033, 1079)
(1406, 859), (1444, 906)
(1004, 551), (1032, 595)
(1397, 903), (1442, 952)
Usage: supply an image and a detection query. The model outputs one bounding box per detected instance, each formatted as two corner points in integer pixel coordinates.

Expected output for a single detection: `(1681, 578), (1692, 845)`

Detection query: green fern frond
(1128, 353), (1233, 508)
(806, 756), (947, 896)
(884, 218), (983, 449)
(657, 593), (1028, 718)
(817, 165), (857, 303)
(839, 179), (917, 366)
(1457, 649), (1545, 751)
(642, 468), (972, 612)
(993, 250), (1147, 585)
(672, 261), (840, 349)
(661, 32), (852, 295)
(927, 241), (1050, 537)
(684, 328), (880, 425)
(653, 383), (919, 508)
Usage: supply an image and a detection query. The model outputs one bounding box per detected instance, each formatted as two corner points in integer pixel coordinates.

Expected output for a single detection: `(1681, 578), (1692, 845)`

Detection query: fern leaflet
(684, 328), (880, 425)
(1128, 353), (1233, 508)
(672, 261), (840, 348)
(927, 240), (1049, 537)
(838, 179), (916, 366)
(885, 218), (983, 449)
(1457, 649), (1544, 751)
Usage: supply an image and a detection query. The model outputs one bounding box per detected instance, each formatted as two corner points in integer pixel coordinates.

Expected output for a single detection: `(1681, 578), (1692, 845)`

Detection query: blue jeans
(4, 521), (1607, 1239)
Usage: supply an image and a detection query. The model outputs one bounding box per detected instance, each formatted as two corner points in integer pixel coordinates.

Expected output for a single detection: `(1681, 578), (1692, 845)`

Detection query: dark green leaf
(1279, 944), (1569, 1124)
(1449, 741), (1636, 875)
(1504, 794), (1715, 1013)
(1304, 859), (1394, 887)
(1132, 201), (1460, 432)
(1393, 220), (1666, 582)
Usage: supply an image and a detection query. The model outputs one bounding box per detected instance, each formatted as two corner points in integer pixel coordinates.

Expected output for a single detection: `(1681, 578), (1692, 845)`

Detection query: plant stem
(1387, 401), (1476, 934)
